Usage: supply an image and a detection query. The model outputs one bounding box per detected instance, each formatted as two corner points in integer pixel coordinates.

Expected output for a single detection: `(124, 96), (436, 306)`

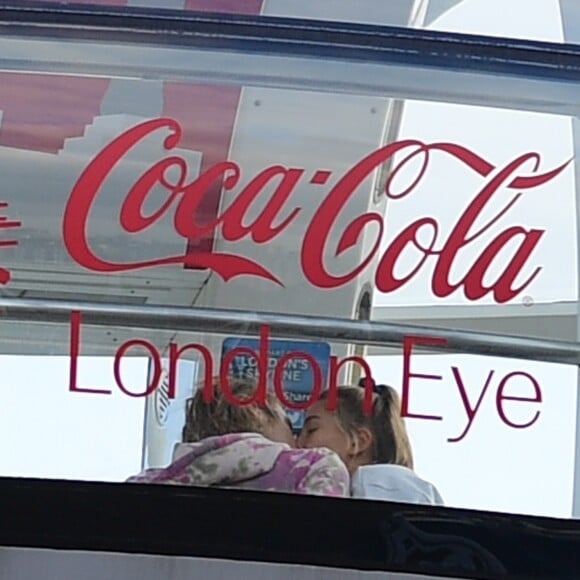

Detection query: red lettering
(168, 341), (213, 401)
(273, 352), (322, 410)
(173, 161), (240, 239)
(327, 355), (374, 414)
(375, 218), (438, 292)
(383, 142), (430, 200)
(68, 310), (112, 395)
(65, 315), (546, 447)
(447, 367), (495, 443)
(113, 340), (162, 397)
(431, 154), (547, 302)
(496, 371), (542, 429)
(62, 118), (571, 304)
(220, 166), (303, 242)
(120, 156), (186, 233)
(301, 141), (420, 288)
(376, 148), (566, 302)
(464, 227), (543, 302)
(401, 335), (447, 420)
(64, 118), (183, 272)
(63, 119), (281, 284)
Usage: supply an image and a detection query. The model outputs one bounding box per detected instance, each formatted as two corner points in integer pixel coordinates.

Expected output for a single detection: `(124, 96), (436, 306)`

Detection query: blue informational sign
(221, 337), (331, 432)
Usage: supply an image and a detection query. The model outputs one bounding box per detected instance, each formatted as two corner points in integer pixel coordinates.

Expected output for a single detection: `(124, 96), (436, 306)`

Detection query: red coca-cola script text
(63, 118), (569, 303)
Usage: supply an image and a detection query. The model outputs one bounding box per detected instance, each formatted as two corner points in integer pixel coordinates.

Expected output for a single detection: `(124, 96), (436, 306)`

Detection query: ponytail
(371, 385), (414, 469)
(319, 383), (414, 469)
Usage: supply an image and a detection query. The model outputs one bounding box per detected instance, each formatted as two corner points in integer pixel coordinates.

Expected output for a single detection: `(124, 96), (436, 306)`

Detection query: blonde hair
(182, 377), (281, 443)
(320, 384), (414, 469)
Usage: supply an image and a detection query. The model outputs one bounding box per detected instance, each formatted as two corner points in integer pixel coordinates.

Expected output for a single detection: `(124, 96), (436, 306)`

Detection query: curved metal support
(423, 0), (467, 27)
(558, 0), (580, 520)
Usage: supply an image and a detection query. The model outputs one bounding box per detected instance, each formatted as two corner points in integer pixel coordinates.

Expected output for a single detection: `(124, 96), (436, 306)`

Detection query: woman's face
(261, 403), (296, 447)
(298, 401), (354, 470)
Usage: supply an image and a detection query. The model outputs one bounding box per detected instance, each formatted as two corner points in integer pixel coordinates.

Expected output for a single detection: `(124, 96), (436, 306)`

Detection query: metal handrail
(0, 297), (578, 365)
(1, 2), (580, 82)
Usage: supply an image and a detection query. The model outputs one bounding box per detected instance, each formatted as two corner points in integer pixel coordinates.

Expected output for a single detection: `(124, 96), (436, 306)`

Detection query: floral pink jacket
(128, 432), (349, 497)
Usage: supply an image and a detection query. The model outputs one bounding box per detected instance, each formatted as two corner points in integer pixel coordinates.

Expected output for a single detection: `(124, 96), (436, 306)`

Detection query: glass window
(1, 3), (580, 521)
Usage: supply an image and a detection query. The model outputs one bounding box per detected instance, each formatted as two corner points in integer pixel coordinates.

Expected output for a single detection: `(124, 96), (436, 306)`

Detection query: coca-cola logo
(62, 118), (570, 303)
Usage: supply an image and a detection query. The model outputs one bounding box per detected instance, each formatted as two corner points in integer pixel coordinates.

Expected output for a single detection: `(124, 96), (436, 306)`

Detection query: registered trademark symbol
(522, 296), (534, 307)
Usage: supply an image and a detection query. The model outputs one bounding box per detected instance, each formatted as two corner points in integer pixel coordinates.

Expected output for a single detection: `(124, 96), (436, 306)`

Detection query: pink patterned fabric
(128, 433), (349, 497)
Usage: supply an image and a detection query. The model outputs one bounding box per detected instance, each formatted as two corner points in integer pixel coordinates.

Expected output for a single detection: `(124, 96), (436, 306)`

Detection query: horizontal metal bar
(1, 2), (580, 83)
(0, 297), (579, 365)
(0, 4), (577, 120)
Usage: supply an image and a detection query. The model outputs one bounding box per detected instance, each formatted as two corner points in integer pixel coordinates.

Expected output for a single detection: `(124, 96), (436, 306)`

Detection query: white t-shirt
(351, 464), (444, 505)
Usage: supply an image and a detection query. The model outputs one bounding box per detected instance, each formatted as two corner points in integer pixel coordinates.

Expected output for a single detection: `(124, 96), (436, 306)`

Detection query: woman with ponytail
(298, 379), (443, 505)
